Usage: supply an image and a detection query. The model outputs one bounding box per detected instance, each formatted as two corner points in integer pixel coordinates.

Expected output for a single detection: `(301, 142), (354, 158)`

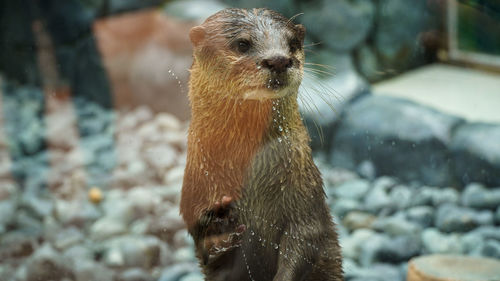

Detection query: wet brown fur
(180, 8), (343, 281)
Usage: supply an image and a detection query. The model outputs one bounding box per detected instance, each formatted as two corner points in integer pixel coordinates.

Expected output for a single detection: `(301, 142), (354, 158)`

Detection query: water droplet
(274, 244), (279, 250)
(278, 126), (283, 132)
(204, 170), (209, 176)
(272, 106), (276, 110)
(278, 137), (282, 143)
(251, 231), (255, 236)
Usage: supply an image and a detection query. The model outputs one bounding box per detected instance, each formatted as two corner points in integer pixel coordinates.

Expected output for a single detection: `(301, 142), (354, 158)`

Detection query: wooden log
(407, 254), (500, 281)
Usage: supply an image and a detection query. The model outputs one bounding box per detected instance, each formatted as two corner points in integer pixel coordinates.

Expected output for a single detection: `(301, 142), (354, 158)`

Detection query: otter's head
(189, 8), (305, 100)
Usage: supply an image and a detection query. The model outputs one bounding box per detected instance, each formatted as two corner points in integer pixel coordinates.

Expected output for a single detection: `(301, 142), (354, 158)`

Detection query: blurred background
(0, 0), (499, 280)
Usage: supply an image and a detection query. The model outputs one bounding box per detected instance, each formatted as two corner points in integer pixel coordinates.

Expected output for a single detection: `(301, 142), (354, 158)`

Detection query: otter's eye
(289, 38), (301, 53)
(236, 39), (251, 53)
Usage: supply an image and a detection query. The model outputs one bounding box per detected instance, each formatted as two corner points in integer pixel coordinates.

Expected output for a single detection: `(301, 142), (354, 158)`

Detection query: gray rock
(118, 268), (153, 281)
(363, 181), (395, 214)
(340, 229), (377, 260)
(331, 178), (371, 200)
(343, 211), (376, 231)
(431, 187), (460, 206)
(25, 244), (73, 281)
(346, 263), (403, 281)
(358, 233), (388, 266)
(462, 183), (500, 209)
(101, 235), (170, 268)
(436, 204), (494, 233)
(54, 227), (84, 250)
(0, 199), (16, 234)
(330, 95), (463, 186)
(301, 0), (375, 52)
(372, 214), (421, 236)
(405, 206), (434, 228)
(90, 217), (128, 240)
(165, 0), (227, 22)
(374, 0), (433, 70)
(73, 259), (115, 281)
(173, 246), (197, 263)
(20, 192), (53, 218)
(389, 185), (413, 209)
(299, 53), (369, 149)
(481, 239), (500, 259)
(356, 45), (382, 82)
(421, 228), (464, 254)
(450, 123), (500, 186)
(330, 198), (362, 219)
(375, 235), (422, 263)
(460, 231), (485, 255)
(468, 226), (500, 241)
(0, 231), (37, 259)
(158, 263), (199, 281)
(179, 272), (204, 281)
(496, 207), (500, 224)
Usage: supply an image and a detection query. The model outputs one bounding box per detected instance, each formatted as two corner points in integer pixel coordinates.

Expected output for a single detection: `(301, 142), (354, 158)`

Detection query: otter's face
(189, 8), (305, 100)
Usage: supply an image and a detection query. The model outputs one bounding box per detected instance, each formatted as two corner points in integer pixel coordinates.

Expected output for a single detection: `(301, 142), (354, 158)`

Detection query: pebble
(158, 263), (199, 281)
(331, 178), (371, 200)
(435, 204), (494, 233)
(421, 228), (464, 254)
(462, 183), (500, 209)
(343, 211), (376, 230)
(405, 206), (434, 228)
(372, 214), (421, 236)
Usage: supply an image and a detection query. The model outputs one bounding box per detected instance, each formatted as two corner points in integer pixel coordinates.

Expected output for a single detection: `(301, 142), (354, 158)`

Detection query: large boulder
(330, 95), (463, 186)
(450, 123), (500, 187)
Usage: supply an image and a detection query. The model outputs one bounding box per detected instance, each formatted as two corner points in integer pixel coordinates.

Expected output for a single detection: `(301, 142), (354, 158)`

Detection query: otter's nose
(261, 56), (293, 73)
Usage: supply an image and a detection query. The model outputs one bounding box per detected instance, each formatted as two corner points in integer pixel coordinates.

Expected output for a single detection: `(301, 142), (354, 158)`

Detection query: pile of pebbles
(1, 98), (499, 281)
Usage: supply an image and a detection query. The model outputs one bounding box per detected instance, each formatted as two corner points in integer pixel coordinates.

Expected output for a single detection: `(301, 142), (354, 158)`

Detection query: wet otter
(180, 8), (343, 281)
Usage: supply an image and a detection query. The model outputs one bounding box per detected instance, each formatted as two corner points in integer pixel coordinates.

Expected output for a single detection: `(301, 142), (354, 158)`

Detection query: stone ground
(0, 97), (499, 281)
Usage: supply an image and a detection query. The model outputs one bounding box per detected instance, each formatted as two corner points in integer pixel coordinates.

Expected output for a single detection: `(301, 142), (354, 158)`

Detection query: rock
(143, 145), (177, 172)
(0, 199), (16, 234)
(299, 52), (369, 149)
(496, 207), (500, 224)
(331, 178), (371, 200)
(54, 227), (84, 250)
(179, 272), (204, 281)
(343, 211), (376, 230)
(220, 0), (297, 18)
(72, 259), (115, 281)
(90, 217), (128, 240)
(301, 0), (374, 52)
(431, 187), (460, 206)
(374, 0), (432, 70)
(356, 45), (382, 82)
(340, 229), (377, 260)
(363, 180), (395, 214)
(375, 235), (422, 264)
(173, 246), (197, 263)
(101, 235), (170, 268)
(468, 226), (500, 241)
(462, 183), (500, 209)
(450, 123), (500, 186)
(173, 229), (193, 249)
(358, 233), (388, 266)
(481, 239), (500, 259)
(372, 214), (421, 236)
(330, 198), (362, 219)
(118, 268), (153, 281)
(0, 231), (37, 259)
(435, 204), (494, 233)
(460, 231), (485, 255)
(388, 185), (412, 210)
(25, 244), (73, 281)
(421, 228), (464, 254)
(405, 206), (434, 228)
(158, 263), (199, 281)
(55, 199), (101, 226)
(346, 263), (403, 281)
(127, 187), (161, 216)
(330, 95), (463, 186)
(165, 0), (228, 22)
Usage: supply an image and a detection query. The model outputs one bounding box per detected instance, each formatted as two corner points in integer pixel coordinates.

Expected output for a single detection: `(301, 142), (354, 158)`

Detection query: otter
(180, 8), (343, 281)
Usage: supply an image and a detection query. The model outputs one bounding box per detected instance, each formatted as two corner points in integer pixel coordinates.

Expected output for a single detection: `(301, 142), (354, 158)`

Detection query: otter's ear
(295, 24), (306, 42)
(189, 26), (206, 47)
